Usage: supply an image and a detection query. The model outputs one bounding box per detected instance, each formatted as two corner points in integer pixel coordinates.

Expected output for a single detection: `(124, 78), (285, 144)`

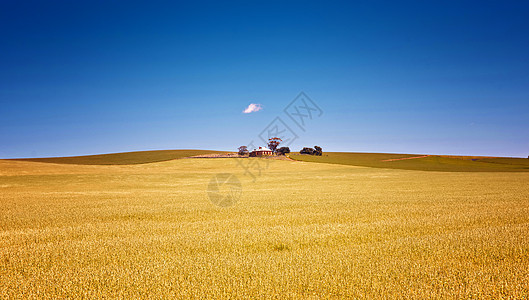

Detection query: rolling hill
(289, 152), (529, 172)
(8, 150), (226, 165)
(5, 150), (529, 172)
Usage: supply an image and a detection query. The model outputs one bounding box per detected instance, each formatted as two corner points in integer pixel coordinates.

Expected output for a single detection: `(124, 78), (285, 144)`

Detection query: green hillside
(290, 152), (529, 172)
(9, 150), (226, 165)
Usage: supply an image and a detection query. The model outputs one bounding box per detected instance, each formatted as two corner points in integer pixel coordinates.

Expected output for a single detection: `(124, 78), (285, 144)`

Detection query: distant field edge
(4, 149), (227, 165)
(289, 152), (529, 172)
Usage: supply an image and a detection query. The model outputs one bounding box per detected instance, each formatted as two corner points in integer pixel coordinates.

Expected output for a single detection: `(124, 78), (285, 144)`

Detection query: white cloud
(242, 103), (263, 114)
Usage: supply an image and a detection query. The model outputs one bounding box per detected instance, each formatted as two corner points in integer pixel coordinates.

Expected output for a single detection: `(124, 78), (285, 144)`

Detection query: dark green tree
(276, 147), (291, 156)
(314, 146), (323, 156)
(238, 146), (249, 156)
(300, 147), (315, 155)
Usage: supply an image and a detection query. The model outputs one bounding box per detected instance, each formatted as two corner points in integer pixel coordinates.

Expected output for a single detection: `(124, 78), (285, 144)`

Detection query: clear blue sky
(1, 1), (528, 158)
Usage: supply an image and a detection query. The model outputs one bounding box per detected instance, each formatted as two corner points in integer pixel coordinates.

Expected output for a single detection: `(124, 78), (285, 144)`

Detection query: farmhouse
(249, 147), (273, 157)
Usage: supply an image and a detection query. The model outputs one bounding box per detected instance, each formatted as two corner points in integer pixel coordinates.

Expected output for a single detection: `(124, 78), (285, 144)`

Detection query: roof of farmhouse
(252, 147), (272, 152)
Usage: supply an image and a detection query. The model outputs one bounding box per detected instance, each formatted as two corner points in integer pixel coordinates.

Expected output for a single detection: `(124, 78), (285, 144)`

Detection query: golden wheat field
(1, 157), (529, 298)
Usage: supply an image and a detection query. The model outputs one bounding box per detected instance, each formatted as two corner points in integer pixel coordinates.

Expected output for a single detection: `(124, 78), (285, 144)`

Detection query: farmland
(1, 151), (529, 298)
(290, 152), (529, 172)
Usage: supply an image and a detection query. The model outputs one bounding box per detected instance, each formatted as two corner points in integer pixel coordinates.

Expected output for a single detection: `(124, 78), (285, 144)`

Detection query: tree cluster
(276, 147), (290, 156)
(300, 146), (323, 156)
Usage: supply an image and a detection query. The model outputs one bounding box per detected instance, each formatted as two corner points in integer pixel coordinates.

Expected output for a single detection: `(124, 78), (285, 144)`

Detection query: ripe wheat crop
(1, 157), (528, 298)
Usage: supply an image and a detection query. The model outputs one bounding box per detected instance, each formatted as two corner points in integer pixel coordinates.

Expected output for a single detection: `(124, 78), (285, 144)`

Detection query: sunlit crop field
(1, 157), (529, 298)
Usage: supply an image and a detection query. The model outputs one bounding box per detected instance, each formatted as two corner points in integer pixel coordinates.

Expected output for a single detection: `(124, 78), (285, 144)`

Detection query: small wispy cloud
(243, 103), (263, 114)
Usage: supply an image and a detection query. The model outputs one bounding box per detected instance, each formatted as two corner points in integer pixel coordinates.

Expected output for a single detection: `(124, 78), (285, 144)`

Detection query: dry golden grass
(1, 158), (528, 298)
